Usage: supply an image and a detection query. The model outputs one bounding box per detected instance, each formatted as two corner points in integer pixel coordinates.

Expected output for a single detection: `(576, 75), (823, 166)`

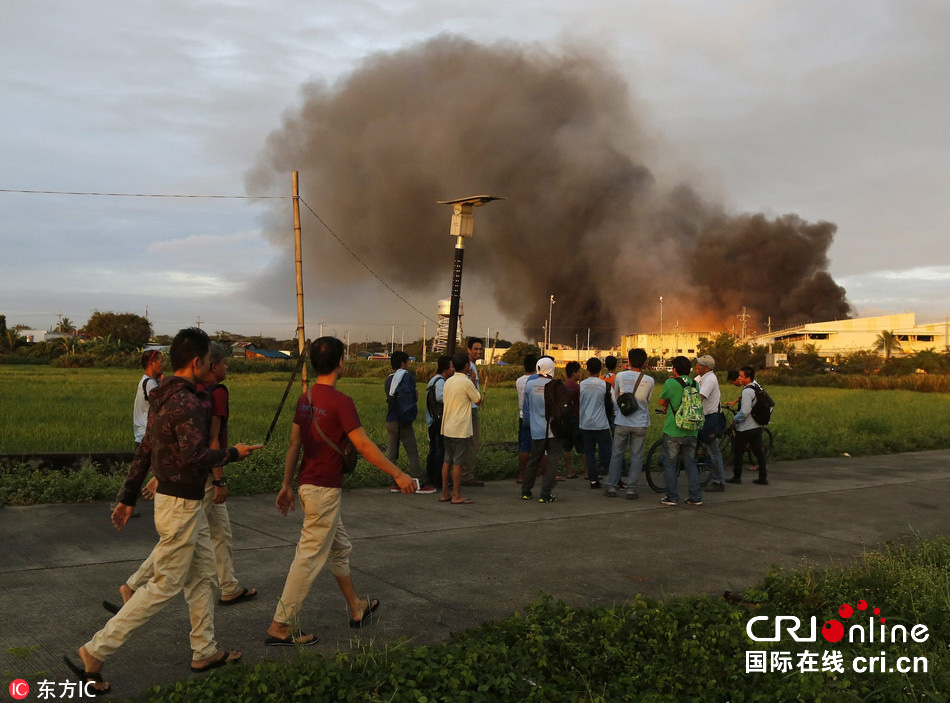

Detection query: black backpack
(544, 379), (573, 440)
(749, 382), (775, 426)
(426, 377), (445, 424)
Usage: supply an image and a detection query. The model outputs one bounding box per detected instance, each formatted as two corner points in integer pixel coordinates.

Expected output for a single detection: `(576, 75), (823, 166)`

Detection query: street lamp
(437, 195), (506, 356)
(547, 294), (556, 352)
(659, 296), (664, 368)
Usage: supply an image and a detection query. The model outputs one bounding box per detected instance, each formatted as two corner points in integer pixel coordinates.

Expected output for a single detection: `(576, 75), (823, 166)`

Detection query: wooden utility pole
(292, 171), (308, 392)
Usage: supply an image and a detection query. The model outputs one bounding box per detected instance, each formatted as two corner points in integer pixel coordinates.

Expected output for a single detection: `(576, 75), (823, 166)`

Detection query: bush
(125, 537), (950, 702)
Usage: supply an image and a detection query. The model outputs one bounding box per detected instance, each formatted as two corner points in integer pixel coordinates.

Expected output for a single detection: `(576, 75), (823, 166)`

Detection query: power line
(1, 185), (436, 324)
(0, 188), (287, 199)
(298, 196), (436, 323)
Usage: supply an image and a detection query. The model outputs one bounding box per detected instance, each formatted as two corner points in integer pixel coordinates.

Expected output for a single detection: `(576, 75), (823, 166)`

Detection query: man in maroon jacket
(66, 327), (261, 694)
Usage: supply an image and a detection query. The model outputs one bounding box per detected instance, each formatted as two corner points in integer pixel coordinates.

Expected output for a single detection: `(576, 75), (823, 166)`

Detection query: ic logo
(8, 679), (30, 700)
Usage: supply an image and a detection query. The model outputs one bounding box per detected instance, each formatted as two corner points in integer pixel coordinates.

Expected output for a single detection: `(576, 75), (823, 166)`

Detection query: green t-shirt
(659, 376), (699, 438)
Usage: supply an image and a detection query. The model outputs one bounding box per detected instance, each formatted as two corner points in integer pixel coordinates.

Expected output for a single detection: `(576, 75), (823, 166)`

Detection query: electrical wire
(0, 188), (287, 199)
(298, 196), (436, 323)
(1, 186), (436, 324)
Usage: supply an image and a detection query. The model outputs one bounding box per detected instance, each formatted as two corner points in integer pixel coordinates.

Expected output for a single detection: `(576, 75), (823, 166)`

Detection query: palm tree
(0, 327), (24, 353)
(873, 330), (903, 362)
(56, 316), (76, 333)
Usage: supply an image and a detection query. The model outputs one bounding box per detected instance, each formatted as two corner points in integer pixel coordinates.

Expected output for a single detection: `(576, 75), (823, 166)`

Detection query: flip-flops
(451, 498), (474, 504)
(264, 631), (318, 646)
(349, 599), (380, 629)
(63, 655), (111, 696)
(219, 587), (257, 606)
(191, 650), (242, 673)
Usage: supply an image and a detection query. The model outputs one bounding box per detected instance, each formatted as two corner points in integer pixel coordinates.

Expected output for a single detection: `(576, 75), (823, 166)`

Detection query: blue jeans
(662, 434), (700, 503)
(605, 425), (646, 493)
(582, 428), (612, 481)
(699, 433), (724, 485)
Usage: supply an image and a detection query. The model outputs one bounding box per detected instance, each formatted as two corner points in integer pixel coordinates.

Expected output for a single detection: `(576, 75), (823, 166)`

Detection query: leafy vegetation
(100, 535), (950, 702)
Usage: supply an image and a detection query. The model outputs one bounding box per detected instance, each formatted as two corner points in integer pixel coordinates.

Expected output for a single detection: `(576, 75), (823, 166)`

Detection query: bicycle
(644, 406), (774, 493)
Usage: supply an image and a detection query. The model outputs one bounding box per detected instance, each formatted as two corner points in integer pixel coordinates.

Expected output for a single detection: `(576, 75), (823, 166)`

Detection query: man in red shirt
(266, 337), (416, 646)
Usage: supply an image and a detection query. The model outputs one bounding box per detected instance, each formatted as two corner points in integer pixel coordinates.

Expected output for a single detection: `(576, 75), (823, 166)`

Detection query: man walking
(267, 337), (417, 646)
(695, 354), (726, 492)
(68, 328), (261, 693)
(726, 366), (770, 486)
(604, 348), (654, 498)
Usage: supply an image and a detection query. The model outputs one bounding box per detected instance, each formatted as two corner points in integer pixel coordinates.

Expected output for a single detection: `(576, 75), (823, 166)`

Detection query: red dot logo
(9, 679), (30, 700)
(822, 619), (845, 643)
(857, 599), (868, 610)
(838, 603), (853, 618)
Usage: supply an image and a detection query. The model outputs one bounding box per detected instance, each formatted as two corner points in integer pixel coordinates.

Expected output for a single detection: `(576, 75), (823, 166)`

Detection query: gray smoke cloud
(247, 35), (850, 345)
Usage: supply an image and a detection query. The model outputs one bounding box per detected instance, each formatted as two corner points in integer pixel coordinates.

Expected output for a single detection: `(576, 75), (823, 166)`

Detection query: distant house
(242, 345), (292, 361)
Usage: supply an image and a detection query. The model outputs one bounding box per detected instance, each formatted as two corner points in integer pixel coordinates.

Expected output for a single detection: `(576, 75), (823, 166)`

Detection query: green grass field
(2, 365), (950, 498)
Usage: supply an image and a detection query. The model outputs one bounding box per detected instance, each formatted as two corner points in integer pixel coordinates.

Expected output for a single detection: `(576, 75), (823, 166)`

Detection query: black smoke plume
(247, 35), (850, 344)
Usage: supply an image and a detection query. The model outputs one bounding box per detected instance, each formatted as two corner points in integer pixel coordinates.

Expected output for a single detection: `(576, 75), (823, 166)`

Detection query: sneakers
(604, 487), (618, 497)
(753, 478), (769, 485)
(538, 494), (558, 503)
(706, 483), (725, 492)
(625, 492), (639, 500)
(589, 480), (602, 489)
(685, 498), (703, 506)
(416, 485), (438, 494)
(521, 491), (533, 501)
(725, 476), (742, 485)
(661, 498), (678, 506)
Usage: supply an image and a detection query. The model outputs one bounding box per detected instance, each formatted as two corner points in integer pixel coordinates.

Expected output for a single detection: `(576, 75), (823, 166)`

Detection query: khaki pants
(127, 478), (239, 597)
(273, 484), (352, 626)
(86, 494), (218, 662)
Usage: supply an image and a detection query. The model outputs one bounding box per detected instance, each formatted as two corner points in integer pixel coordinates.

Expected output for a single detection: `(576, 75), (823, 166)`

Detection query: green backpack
(673, 377), (705, 432)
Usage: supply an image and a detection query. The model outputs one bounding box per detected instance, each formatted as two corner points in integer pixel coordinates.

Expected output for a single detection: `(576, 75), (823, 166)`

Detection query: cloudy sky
(3, 0), (948, 342)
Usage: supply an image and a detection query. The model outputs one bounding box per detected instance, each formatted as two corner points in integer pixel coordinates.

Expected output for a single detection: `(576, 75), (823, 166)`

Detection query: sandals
(191, 650), (242, 673)
(350, 599), (380, 628)
(219, 587), (257, 606)
(264, 631), (318, 646)
(63, 655), (111, 696)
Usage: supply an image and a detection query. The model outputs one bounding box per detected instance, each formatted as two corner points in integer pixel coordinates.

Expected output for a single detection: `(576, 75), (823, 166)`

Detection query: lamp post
(659, 296), (664, 368)
(437, 195), (505, 356)
(547, 294), (556, 352)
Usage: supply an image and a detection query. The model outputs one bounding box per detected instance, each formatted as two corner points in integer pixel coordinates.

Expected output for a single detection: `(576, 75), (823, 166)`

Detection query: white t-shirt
(516, 373), (531, 419)
(613, 370), (655, 429)
(132, 374), (160, 443)
(695, 370), (721, 415)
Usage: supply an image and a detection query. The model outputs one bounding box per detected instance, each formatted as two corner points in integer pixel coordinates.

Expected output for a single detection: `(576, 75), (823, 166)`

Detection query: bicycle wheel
(763, 427), (774, 458)
(718, 431), (733, 462)
(645, 439), (665, 493)
(695, 441), (712, 488)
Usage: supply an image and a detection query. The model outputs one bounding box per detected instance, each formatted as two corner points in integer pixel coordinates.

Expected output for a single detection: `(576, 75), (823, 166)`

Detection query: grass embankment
(89, 536), (948, 701)
(2, 366), (950, 506)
